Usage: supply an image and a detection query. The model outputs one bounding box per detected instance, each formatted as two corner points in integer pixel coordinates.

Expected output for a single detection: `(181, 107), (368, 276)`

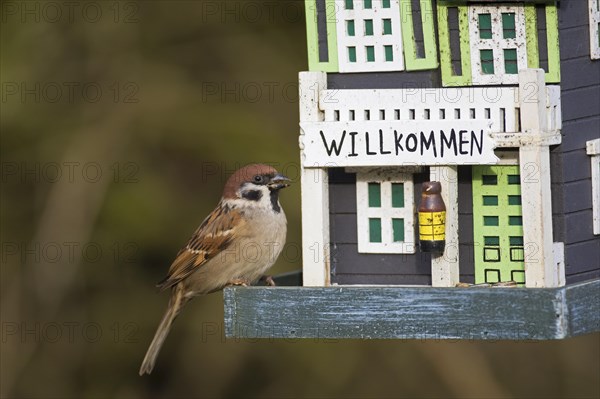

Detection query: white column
(299, 72), (330, 287)
(518, 69), (561, 287)
(430, 166), (460, 287)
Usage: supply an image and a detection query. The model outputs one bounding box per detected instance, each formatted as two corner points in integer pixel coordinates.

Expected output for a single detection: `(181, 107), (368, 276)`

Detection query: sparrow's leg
(259, 275), (276, 287)
(226, 278), (249, 287)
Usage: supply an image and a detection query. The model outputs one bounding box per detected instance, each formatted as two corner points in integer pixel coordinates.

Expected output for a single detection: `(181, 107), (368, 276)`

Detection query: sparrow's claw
(260, 275), (276, 287)
(226, 279), (249, 287)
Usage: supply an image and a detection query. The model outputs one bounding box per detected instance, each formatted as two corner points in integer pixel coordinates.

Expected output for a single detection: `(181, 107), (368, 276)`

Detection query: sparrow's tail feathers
(139, 286), (186, 376)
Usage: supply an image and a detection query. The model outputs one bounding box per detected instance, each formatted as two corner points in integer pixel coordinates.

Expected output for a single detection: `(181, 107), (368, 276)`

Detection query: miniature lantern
(418, 182), (446, 253)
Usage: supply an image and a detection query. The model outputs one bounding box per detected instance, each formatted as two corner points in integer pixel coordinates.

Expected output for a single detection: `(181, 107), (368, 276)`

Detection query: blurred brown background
(1, 1), (598, 398)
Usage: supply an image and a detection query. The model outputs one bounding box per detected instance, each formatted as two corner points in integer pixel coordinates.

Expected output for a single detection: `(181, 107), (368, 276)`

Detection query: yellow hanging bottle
(418, 181), (446, 253)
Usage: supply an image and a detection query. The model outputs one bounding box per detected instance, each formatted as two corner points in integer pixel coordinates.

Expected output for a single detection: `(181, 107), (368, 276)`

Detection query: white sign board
(300, 120), (498, 167)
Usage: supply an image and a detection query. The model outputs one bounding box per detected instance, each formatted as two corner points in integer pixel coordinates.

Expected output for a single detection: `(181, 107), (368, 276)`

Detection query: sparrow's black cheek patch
(242, 190), (262, 201)
(270, 190), (281, 213)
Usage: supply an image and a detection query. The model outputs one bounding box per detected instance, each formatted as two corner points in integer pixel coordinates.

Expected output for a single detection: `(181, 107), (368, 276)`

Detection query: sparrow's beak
(268, 174), (291, 190)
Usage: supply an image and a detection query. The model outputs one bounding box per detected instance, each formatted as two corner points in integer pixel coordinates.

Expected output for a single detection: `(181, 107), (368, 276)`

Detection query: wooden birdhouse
(224, 0), (600, 340)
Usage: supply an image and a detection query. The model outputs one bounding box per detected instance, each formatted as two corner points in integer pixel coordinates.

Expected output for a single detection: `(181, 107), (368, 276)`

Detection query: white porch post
(430, 166), (460, 287)
(299, 72), (330, 287)
(518, 69), (562, 287)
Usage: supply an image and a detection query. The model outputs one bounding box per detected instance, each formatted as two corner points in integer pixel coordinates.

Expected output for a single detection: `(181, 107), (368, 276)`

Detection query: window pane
(384, 45), (393, 61)
(364, 0), (372, 9)
(484, 236), (500, 246)
(502, 13), (516, 39)
(364, 19), (374, 36)
(345, 0), (354, 10)
(509, 216), (523, 226)
(366, 46), (375, 62)
(482, 174), (498, 185)
(508, 195), (522, 205)
(484, 216), (499, 226)
(507, 174), (520, 184)
(392, 218), (404, 242)
(368, 182), (381, 207)
(348, 46), (357, 62)
(478, 13), (492, 39)
(504, 49), (518, 74)
(480, 49), (495, 74)
(346, 20), (355, 36)
(369, 218), (382, 242)
(391, 183), (404, 207)
(483, 195), (498, 206)
(383, 19), (392, 35)
(382, 0), (390, 8)
(509, 236), (524, 246)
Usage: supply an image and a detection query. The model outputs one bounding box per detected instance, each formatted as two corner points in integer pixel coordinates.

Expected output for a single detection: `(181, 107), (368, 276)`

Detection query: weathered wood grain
(223, 279), (599, 340)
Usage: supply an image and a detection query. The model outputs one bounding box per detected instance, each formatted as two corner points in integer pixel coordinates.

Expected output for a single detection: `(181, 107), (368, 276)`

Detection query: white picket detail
(587, 138), (600, 235)
(589, 0), (600, 59)
(319, 86), (561, 139)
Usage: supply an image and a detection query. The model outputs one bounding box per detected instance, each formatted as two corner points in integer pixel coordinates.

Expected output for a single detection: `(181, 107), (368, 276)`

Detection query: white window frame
(335, 0), (404, 72)
(590, 0), (600, 59)
(356, 170), (415, 254)
(587, 139), (600, 235)
(468, 5), (527, 85)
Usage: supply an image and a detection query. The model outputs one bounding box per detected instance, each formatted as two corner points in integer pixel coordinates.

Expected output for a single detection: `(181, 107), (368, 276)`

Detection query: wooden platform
(223, 279), (599, 340)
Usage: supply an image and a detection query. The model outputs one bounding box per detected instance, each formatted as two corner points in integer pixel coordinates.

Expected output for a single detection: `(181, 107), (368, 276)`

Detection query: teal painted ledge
(223, 279), (599, 340)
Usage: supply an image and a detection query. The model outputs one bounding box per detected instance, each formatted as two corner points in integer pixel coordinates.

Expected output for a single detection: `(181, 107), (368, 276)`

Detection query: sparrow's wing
(156, 203), (244, 290)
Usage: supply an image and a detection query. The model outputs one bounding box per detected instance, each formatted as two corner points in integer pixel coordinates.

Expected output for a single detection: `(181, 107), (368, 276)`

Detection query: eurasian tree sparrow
(139, 164), (290, 375)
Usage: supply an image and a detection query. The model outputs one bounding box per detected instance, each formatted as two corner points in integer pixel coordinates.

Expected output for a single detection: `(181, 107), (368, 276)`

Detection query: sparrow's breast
(184, 207), (287, 295)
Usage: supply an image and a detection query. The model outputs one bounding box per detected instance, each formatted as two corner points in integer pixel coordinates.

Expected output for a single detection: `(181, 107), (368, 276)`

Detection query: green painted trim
(544, 5), (560, 83)
(525, 5), (560, 83)
(437, 2), (472, 86)
(525, 5), (539, 69)
(472, 166), (524, 285)
(400, 0), (439, 70)
(305, 0), (339, 72)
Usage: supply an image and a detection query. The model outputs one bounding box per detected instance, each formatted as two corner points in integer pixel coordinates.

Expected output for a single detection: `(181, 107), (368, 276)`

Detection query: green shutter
(364, 19), (373, 36)
(480, 49), (495, 74)
(504, 49), (518, 74)
(391, 183), (404, 207)
(384, 45), (393, 61)
(347, 20), (355, 37)
(364, 0), (372, 9)
(368, 182), (381, 207)
(383, 19), (392, 35)
(366, 46), (375, 62)
(345, 0), (353, 10)
(478, 13), (492, 39)
(382, 0), (390, 8)
(473, 166), (525, 285)
(348, 46), (357, 62)
(502, 13), (516, 39)
(392, 219), (405, 242)
(369, 218), (382, 242)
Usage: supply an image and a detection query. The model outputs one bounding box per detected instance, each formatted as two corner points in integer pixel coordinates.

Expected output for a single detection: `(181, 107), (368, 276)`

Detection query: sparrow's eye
(253, 175), (264, 184)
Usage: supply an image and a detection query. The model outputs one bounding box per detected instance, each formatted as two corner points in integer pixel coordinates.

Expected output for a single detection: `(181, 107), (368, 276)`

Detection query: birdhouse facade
(299, 0), (600, 288)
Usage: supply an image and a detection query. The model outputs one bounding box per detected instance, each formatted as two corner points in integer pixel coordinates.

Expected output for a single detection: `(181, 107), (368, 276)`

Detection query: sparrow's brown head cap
(222, 164), (281, 199)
